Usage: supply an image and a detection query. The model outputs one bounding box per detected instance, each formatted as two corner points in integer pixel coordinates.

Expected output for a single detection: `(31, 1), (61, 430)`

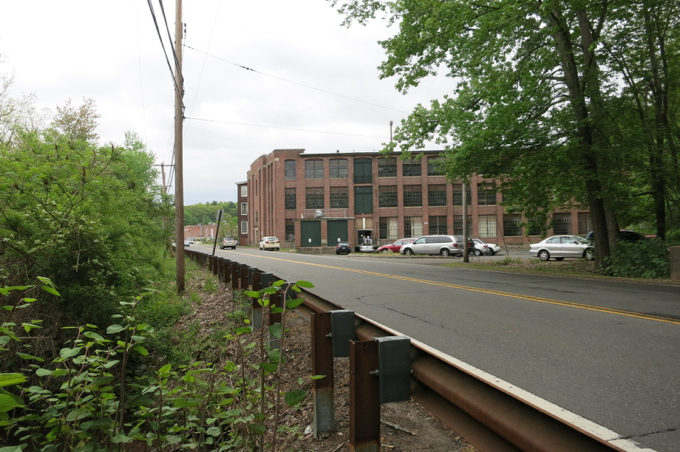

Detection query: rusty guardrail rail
(185, 249), (646, 452)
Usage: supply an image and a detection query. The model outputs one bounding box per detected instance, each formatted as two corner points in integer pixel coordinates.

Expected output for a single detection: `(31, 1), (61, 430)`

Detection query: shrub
(604, 239), (673, 279)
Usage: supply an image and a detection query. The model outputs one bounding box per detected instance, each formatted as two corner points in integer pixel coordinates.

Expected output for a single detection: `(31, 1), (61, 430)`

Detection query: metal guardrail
(185, 249), (647, 452)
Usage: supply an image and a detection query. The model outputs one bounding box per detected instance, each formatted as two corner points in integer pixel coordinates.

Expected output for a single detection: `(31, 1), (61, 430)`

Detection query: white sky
(1, 1), (448, 204)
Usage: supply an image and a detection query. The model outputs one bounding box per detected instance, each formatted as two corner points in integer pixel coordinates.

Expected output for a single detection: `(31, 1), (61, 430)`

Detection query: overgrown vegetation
(1, 272), (316, 451)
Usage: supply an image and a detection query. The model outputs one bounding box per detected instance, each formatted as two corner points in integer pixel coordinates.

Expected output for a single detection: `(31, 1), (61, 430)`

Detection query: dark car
(586, 230), (647, 242)
(336, 242), (352, 255)
(454, 235), (477, 255)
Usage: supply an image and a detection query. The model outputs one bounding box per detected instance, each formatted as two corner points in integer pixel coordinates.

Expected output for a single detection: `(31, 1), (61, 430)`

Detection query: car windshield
(571, 236), (589, 244)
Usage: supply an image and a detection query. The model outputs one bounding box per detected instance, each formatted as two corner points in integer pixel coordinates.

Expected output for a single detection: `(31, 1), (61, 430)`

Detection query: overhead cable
(184, 45), (409, 114)
(186, 116), (387, 139)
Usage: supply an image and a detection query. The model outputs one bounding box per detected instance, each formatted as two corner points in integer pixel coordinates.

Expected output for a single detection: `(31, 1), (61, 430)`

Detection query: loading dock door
(301, 220), (321, 247)
(327, 220), (348, 245)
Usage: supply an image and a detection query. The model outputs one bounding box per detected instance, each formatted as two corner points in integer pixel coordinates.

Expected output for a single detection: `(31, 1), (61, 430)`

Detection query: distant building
(242, 149), (592, 250)
(184, 224), (218, 240)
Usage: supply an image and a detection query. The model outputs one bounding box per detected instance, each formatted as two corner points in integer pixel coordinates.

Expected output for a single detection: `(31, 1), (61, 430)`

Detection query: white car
(259, 236), (280, 251)
(473, 238), (501, 256)
(220, 238), (237, 250)
(529, 235), (594, 261)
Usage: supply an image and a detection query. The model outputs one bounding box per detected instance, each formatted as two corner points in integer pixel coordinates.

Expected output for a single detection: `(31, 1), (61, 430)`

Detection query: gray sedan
(529, 235), (594, 261)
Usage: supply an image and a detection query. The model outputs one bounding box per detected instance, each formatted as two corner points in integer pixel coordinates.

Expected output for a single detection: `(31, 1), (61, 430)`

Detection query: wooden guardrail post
(312, 312), (335, 437)
(251, 269), (262, 329)
(349, 339), (380, 452)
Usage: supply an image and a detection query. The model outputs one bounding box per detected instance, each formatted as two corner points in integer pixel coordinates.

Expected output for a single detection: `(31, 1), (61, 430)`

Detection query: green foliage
(1, 275), (315, 451)
(0, 101), (170, 327)
(603, 240), (675, 279)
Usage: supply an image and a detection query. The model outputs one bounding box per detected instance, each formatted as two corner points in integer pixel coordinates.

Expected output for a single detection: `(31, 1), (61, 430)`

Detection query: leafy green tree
(0, 99), (168, 326)
(332, 0), (679, 264)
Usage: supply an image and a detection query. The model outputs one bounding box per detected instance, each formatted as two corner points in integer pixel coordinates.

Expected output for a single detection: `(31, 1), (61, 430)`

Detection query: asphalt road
(193, 244), (680, 452)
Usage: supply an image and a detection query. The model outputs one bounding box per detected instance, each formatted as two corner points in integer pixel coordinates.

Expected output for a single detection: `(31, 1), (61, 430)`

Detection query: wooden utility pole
(462, 182), (469, 263)
(174, 0), (185, 293)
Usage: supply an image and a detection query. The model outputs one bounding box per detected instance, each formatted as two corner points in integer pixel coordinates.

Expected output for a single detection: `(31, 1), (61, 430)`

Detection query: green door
(327, 220), (348, 246)
(300, 220), (321, 247)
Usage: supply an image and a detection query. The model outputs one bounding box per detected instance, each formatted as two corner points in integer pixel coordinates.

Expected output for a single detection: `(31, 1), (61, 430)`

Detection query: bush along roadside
(0, 277), (317, 451)
(603, 239), (674, 279)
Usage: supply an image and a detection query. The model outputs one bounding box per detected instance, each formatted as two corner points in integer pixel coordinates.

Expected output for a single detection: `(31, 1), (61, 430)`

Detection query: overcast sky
(1, 1), (448, 204)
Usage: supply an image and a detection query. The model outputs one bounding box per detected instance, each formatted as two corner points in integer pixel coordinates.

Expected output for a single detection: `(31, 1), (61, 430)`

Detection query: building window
(305, 187), (324, 209)
(504, 214), (522, 236)
(379, 217), (399, 240)
(285, 219), (295, 242)
(477, 182), (497, 205)
(379, 185), (398, 208)
(378, 157), (397, 177)
(330, 186), (349, 208)
(453, 184), (472, 206)
(240, 185), (248, 197)
(403, 159), (421, 177)
(427, 156), (446, 176)
(578, 212), (592, 235)
(240, 202), (248, 216)
(305, 160), (324, 179)
(285, 188), (296, 210)
(453, 215), (473, 235)
(284, 160), (296, 180)
(354, 158), (373, 184)
(404, 216), (423, 238)
(428, 216), (447, 235)
(552, 212), (571, 235)
(329, 159), (348, 179)
(428, 184), (447, 207)
(240, 221), (248, 235)
(403, 185), (422, 207)
(478, 215), (497, 238)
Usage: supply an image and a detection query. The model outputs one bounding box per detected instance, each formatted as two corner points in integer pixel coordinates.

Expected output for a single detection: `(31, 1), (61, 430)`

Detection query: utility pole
(462, 182), (469, 263)
(174, 0), (185, 293)
(153, 163), (174, 254)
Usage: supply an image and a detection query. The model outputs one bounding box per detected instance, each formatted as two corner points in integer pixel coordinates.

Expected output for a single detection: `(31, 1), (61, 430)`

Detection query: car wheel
(584, 248), (595, 261)
(381, 249), (390, 253)
(474, 249), (482, 256)
(404, 248), (414, 255)
(538, 250), (550, 261)
(440, 248), (451, 257)
(490, 250), (496, 256)
(555, 257), (565, 261)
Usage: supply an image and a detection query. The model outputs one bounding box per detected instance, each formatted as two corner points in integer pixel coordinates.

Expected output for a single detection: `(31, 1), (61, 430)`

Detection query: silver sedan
(529, 235), (594, 261)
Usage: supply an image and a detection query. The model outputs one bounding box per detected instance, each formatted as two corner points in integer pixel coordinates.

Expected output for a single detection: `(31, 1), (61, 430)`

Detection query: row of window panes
(284, 184), (496, 209)
(279, 212), (590, 241)
(284, 157), (447, 181)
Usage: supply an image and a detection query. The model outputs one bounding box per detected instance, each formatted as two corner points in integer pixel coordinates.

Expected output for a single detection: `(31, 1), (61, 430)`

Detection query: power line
(185, 116), (388, 139)
(184, 45), (410, 114)
(145, 0), (184, 108)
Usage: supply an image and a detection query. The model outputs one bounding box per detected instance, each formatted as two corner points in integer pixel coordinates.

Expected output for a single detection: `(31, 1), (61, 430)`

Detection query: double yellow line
(236, 252), (680, 325)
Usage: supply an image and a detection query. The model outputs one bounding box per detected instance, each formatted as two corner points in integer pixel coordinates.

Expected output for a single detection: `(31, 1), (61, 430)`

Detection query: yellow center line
(233, 251), (680, 325)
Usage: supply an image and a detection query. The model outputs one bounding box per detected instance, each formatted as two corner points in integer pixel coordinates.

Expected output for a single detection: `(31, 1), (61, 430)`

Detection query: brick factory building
(241, 148), (592, 251)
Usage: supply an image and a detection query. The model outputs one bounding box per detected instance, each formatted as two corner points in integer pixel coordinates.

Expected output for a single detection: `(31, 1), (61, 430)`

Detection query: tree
(0, 100), (167, 325)
(332, 0), (679, 264)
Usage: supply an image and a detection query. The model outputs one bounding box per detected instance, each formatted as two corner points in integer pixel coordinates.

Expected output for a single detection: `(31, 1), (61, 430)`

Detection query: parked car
(359, 244), (375, 253)
(376, 238), (415, 253)
(454, 236), (477, 255)
(259, 236), (280, 251)
(336, 242), (352, 255)
(529, 235), (594, 261)
(400, 235), (464, 257)
(220, 237), (237, 250)
(473, 238), (502, 256)
(183, 240), (191, 247)
(586, 230), (647, 242)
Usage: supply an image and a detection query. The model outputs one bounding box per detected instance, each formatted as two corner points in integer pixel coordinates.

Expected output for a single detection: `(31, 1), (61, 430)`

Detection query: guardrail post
(239, 264), (249, 291)
(222, 259), (231, 284)
(230, 262), (239, 290)
(251, 269), (262, 329)
(312, 312), (335, 436)
(350, 339), (380, 452)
